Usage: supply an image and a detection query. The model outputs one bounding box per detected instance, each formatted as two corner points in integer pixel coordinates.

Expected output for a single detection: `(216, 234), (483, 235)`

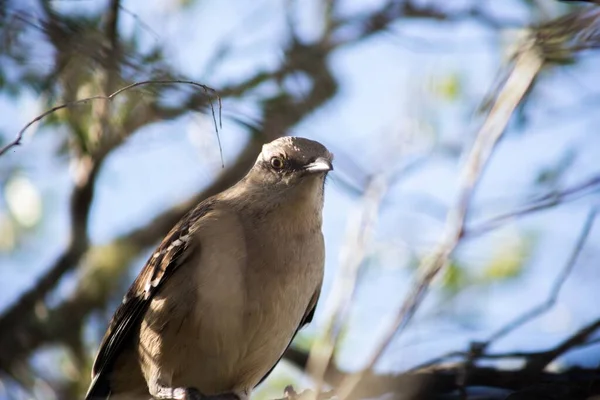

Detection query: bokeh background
(1, 0), (600, 399)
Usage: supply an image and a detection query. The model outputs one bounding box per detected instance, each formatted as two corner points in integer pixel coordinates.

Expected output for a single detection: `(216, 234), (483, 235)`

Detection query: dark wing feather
(255, 288), (321, 388)
(85, 200), (215, 399)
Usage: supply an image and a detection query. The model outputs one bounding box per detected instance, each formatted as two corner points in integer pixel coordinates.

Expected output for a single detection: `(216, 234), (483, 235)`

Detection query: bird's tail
(84, 374), (111, 400)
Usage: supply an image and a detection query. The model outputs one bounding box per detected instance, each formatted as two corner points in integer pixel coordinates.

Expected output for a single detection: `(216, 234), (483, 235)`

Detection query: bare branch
(535, 7), (600, 62)
(336, 37), (544, 400)
(0, 79), (220, 157)
(485, 207), (597, 345)
(0, 138), (263, 372)
(307, 176), (387, 396)
(406, 206), (597, 376)
(525, 317), (600, 373)
(465, 174), (600, 237)
(286, 344), (600, 400)
(0, 154), (101, 337)
(330, 0), (521, 48)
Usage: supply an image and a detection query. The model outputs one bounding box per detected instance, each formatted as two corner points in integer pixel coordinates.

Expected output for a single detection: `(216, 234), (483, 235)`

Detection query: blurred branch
(450, 207), (597, 392)
(331, 11), (600, 394)
(285, 344), (600, 400)
(0, 137), (263, 372)
(330, 0), (521, 48)
(0, 79), (220, 157)
(0, 79), (220, 373)
(307, 176), (387, 395)
(484, 207), (596, 346)
(466, 174), (600, 237)
(535, 6), (600, 63)
(336, 33), (545, 400)
(0, 157), (98, 335)
(0, 12), (339, 370)
(404, 207), (597, 387)
(525, 317), (600, 373)
(415, 315), (600, 371)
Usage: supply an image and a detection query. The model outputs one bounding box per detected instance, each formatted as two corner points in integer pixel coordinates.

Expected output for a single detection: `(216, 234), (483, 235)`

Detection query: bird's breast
(140, 206), (324, 394)
(234, 222), (324, 386)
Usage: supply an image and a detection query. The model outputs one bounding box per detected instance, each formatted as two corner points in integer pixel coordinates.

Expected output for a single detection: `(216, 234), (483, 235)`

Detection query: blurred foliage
(480, 233), (533, 282)
(4, 174), (43, 229)
(431, 73), (463, 102)
(440, 261), (469, 295)
(439, 231), (535, 296)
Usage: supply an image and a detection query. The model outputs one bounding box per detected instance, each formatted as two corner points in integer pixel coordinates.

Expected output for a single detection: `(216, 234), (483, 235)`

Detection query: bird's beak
(304, 157), (333, 173)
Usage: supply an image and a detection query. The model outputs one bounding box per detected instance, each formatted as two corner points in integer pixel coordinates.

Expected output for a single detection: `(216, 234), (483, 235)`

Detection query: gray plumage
(86, 137), (333, 400)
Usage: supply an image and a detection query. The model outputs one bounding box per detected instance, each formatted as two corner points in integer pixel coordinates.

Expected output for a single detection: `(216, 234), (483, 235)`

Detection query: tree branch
(284, 345), (600, 400)
(485, 207), (597, 346)
(336, 32), (544, 400)
(0, 137), (262, 372)
(466, 174), (600, 237)
(0, 24), (339, 368)
(525, 317), (600, 373)
(0, 79), (220, 157)
(0, 79), (221, 372)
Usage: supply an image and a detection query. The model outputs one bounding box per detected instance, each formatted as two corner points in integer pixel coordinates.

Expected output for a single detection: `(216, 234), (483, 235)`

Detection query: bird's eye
(270, 156), (284, 170)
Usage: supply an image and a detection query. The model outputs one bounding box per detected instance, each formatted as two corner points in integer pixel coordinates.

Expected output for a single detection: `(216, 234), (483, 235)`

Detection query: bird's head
(248, 136), (333, 191)
(225, 136), (333, 217)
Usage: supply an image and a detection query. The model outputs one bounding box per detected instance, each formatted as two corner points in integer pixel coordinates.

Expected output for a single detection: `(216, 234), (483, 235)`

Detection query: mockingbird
(86, 136), (333, 400)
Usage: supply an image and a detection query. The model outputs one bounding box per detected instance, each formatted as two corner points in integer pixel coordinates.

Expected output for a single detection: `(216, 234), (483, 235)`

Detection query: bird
(85, 136), (333, 400)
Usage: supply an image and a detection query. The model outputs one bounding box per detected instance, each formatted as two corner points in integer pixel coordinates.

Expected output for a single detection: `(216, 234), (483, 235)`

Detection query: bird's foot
(151, 385), (243, 400)
(283, 385), (334, 400)
(284, 386), (299, 399)
(150, 386), (204, 400)
(180, 388), (204, 400)
(283, 386), (314, 400)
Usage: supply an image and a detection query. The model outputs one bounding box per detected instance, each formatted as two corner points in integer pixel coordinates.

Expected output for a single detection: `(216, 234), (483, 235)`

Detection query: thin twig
(466, 175), (600, 238)
(454, 206), (597, 393)
(526, 318), (600, 372)
(336, 39), (544, 400)
(117, 4), (161, 41)
(0, 139), (264, 370)
(485, 207), (597, 345)
(407, 207), (597, 374)
(0, 79), (220, 157)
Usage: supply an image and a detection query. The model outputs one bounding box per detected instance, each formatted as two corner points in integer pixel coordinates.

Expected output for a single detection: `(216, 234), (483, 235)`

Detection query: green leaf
(481, 233), (533, 282)
(433, 73), (462, 102)
(440, 261), (469, 294)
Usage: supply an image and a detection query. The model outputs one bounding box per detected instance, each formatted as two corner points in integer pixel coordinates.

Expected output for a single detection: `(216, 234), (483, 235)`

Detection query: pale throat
(275, 177), (325, 226)
(225, 174), (326, 226)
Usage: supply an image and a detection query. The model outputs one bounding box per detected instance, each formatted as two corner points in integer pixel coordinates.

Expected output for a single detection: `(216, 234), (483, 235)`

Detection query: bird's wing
(85, 200), (215, 399)
(255, 286), (322, 388)
(299, 285), (321, 328)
